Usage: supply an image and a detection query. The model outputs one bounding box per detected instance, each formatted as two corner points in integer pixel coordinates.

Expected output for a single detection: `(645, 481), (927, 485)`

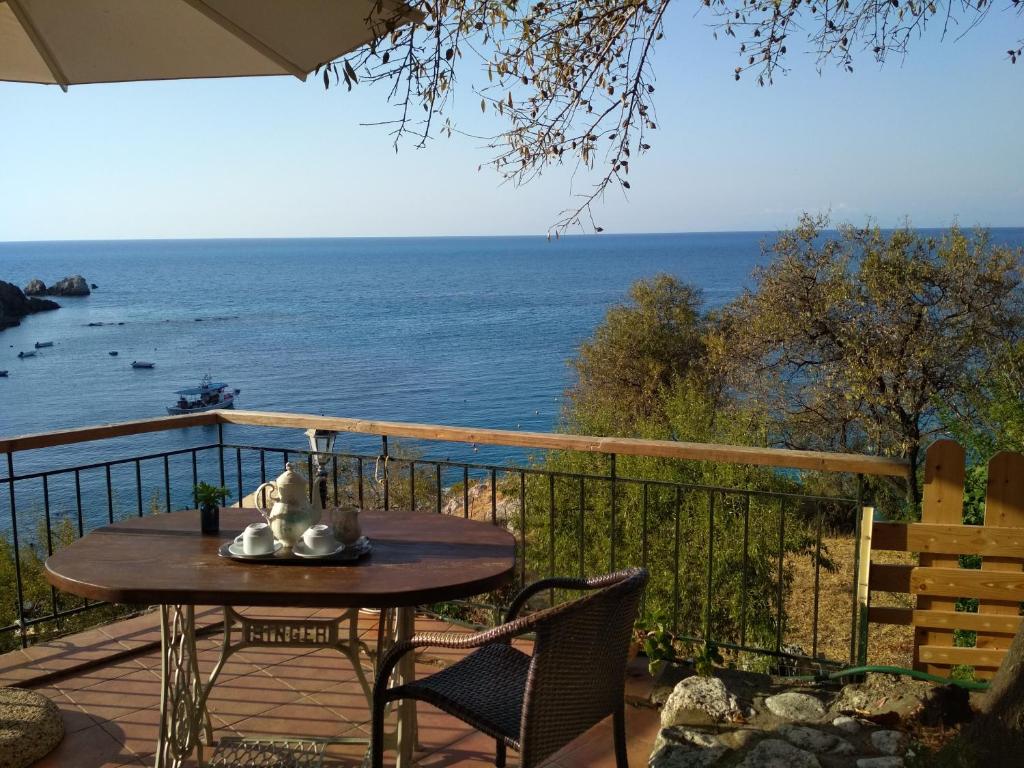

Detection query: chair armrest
(505, 571), (633, 621)
(373, 615), (536, 702)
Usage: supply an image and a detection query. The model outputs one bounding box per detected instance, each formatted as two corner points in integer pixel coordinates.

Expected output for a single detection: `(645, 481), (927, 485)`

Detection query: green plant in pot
(194, 482), (231, 534)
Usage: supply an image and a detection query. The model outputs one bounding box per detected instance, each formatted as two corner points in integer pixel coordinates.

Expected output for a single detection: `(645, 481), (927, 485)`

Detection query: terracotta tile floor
(4, 608), (659, 767)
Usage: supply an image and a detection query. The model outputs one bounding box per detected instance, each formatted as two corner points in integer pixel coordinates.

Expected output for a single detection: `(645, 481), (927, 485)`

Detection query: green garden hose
(791, 665), (990, 691)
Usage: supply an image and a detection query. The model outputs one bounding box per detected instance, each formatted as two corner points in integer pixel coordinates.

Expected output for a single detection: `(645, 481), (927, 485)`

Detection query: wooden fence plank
(869, 563), (912, 593)
(915, 440), (966, 673)
(917, 645), (1006, 669)
(911, 567), (1024, 601)
(978, 452), (1024, 651)
(868, 606), (912, 626)
(873, 522), (1024, 557)
(912, 609), (1020, 635)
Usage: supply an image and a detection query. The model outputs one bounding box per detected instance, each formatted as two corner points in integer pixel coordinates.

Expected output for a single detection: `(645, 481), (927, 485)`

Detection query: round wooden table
(45, 508), (516, 768)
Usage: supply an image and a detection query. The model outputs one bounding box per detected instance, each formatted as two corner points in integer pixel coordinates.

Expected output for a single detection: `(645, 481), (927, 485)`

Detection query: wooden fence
(857, 440), (1024, 679)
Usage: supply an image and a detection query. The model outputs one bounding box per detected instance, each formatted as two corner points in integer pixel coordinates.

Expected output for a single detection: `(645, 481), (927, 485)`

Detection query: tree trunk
(962, 621), (1024, 761)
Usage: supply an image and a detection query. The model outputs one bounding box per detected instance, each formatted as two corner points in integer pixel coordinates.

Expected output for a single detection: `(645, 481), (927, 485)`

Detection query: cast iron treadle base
(206, 736), (326, 768)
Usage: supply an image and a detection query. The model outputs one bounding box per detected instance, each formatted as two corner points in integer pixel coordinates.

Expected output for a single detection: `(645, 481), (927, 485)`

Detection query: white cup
(302, 524), (335, 555)
(235, 522), (274, 555)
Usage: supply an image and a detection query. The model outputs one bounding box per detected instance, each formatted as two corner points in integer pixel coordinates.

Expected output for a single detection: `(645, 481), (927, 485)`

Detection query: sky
(1, 4), (1021, 240)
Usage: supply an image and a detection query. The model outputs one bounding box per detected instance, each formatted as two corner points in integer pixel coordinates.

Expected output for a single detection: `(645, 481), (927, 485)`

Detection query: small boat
(109, 351), (119, 356)
(17, 351), (36, 358)
(167, 374), (239, 415)
(0, 371), (7, 377)
(131, 360), (155, 369)
(34, 341), (54, 349)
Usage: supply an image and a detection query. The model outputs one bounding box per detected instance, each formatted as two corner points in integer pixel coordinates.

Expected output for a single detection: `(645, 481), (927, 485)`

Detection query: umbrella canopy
(0, 0), (417, 90)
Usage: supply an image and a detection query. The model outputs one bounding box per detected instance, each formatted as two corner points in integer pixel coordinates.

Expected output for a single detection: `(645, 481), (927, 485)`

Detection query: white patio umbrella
(0, 0), (418, 90)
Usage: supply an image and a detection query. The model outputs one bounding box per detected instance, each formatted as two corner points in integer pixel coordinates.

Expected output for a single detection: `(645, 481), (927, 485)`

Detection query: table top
(45, 508), (516, 608)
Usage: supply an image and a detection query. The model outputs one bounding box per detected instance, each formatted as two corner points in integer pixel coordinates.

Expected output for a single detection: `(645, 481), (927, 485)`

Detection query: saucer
(227, 540), (283, 558)
(292, 540), (347, 559)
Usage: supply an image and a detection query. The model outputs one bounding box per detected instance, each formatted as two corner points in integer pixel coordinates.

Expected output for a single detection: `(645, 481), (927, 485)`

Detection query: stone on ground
(736, 738), (820, 767)
(869, 729), (907, 756)
(0, 687), (64, 768)
(763, 691), (827, 722)
(856, 758), (903, 768)
(778, 724), (853, 755)
(649, 726), (727, 768)
(661, 675), (743, 726)
(831, 715), (861, 734)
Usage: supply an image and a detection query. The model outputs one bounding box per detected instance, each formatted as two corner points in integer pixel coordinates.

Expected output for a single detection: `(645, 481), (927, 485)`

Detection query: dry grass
(785, 533), (914, 668)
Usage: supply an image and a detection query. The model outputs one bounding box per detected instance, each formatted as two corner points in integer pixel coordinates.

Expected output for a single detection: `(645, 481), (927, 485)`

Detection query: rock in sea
(47, 275), (91, 296)
(0, 281), (60, 331)
(23, 278), (47, 295)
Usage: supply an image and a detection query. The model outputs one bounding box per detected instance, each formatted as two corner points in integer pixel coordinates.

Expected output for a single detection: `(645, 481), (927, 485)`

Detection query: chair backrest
(518, 568), (648, 767)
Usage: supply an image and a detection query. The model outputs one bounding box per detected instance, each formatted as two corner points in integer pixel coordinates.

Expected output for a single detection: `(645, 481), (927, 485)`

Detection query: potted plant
(194, 482), (231, 534)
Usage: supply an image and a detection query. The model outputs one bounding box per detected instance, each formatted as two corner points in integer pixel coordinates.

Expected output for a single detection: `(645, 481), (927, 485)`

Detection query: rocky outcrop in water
(0, 281), (60, 331)
(23, 278), (47, 295)
(47, 275), (90, 296)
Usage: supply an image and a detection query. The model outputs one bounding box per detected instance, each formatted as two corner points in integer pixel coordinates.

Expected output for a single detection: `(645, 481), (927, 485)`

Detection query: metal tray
(218, 536), (372, 565)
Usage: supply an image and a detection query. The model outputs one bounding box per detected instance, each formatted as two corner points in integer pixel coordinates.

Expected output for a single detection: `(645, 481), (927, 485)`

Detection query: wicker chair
(371, 568), (649, 768)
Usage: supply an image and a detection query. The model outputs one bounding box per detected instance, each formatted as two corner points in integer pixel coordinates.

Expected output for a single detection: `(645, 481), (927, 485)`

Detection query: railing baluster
(42, 474), (58, 622)
(7, 453), (27, 647)
(358, 457), (364, 509)
(135, 459), (143, 516)
(307, 454), (315, 504)
(106, 464), (114, 522)
(578, 476), (585, 579)
(236, 448), (243, 508)
(463, 466), (469, 518)
(410, 461), (416, 512)
(74, 469), (84, 537)
(332, 454), (338, 506)
(548, 474), (556, 604)
(812, 502), (823, 660)
(191, 450), (198, 507)
(673, 486), (681, 634)
(740, 493), (750, 649)
(163, 455), (171, 512)
(435, 463), (442, 514)
(381, 436), (389, 511)
(609, 453), (617, 572)
(217, 423), (226, 488)
(519, 470), (527, 586)
(776, 496), (786, 654)
(641, 482), (650, 615)
(490, 468), (497, 525)
(704, 490), (715, 644)
(850, 475), (864, 665)
(260, 450), (267, 486)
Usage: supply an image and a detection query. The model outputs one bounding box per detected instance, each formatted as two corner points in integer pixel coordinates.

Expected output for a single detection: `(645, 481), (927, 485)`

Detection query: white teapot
(254, 463), (323, 547)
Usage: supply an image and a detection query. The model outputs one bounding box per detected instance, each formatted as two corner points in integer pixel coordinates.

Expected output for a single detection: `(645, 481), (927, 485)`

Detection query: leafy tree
(335, 1), (1023, 231)
(566, 274), (707, 432)
(720, 215), (1023, 508)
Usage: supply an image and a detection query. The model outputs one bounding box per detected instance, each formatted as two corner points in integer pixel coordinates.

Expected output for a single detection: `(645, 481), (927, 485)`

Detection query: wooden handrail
(0, 408), (911, 478)
(0, 412), (220, 453)
(224, 410), (910, 477)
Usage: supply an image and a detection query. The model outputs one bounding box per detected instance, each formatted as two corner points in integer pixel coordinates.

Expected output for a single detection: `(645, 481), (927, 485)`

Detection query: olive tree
(338, 1), (1022, 232)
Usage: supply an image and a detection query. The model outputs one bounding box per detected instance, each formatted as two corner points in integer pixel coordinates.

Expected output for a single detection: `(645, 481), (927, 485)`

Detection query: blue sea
(2, 231), (1023, 534)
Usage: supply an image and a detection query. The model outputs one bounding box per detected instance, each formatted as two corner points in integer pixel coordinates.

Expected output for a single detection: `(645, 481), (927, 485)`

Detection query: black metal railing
(2, 419), (871, 670)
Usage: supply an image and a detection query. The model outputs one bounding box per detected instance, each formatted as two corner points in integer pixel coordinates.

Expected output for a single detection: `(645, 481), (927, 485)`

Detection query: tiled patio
(2, 608), (659, 767)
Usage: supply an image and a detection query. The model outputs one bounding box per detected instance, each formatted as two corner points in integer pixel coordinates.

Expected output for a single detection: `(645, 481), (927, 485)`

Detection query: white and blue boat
(167, 374), (239, 415)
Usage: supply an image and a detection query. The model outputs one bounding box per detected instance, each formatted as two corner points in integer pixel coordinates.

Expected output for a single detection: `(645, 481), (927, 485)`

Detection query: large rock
(777, 724), (853, 755)
(869, 730), (907, 756)
(47, 274), (90, 296)
(650, 727), (728, 767)
(0, 687), (65, 767)
(23, 279), (47, 295)
(0, 280), (60, 331)
(763, 692), (827, 722)
(736, 738), (819, 767)
(661, 676), (743, 726)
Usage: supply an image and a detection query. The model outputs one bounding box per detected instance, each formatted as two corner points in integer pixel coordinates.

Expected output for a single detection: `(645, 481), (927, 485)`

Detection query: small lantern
(305, 428), (336, 507)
